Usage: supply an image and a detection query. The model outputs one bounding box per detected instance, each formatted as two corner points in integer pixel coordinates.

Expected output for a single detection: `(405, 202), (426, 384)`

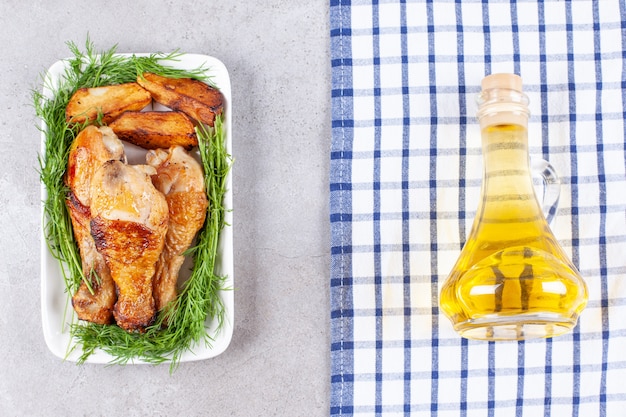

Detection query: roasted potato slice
(137, 72), (224, 126)
(66, 82), (152, 125)
(108, 111), (198, 150)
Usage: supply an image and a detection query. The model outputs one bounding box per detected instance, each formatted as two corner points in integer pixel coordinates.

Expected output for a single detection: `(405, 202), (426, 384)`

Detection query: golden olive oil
(440, 74), (588, 340)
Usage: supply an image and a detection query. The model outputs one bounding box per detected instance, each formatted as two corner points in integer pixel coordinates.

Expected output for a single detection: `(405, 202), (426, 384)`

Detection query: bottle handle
(531, 157), (560, 225)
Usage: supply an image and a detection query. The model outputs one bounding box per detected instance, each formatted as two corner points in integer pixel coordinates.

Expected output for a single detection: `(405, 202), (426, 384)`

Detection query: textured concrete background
(1, 1), (330, 415)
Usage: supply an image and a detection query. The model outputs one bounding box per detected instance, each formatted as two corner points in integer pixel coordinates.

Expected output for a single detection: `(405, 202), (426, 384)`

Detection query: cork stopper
(476, 73), (529, 129)
(481, 73), (523, 93)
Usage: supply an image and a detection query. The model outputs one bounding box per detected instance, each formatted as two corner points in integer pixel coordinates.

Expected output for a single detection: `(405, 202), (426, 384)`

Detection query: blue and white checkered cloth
(329, 1), (626, 415)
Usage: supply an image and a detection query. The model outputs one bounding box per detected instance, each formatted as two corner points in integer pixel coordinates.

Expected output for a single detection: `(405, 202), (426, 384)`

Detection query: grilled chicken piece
(146, 146), (208, 313)
(65, 126), (125, 324)
(66, 82), (152, 125)
(108, 111), (198, 150)
(90, 160), (169, 332)
(137, 72), (224, 126)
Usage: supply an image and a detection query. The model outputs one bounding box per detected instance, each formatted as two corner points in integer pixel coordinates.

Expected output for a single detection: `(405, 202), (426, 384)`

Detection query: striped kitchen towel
(330, 1), (626, 416)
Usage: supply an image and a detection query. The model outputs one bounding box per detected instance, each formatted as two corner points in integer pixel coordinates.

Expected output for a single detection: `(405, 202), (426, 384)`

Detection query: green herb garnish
(34, 39), (231, 372)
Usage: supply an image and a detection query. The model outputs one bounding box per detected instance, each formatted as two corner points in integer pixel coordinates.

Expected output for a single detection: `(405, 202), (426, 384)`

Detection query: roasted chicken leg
(146, 146), (208, 313)
(90, 160), (169, 332)
(65, 126), (125, 324)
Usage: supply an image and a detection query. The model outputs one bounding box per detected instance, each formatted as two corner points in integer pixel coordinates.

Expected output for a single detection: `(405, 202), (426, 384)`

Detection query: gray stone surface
(0, 1), (330, 415)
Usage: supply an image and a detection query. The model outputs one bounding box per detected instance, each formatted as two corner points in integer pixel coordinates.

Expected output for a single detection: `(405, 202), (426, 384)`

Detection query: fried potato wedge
(137, 72), (224, 126)
(108, 111), (198, 150)
(66, 82), (152, 125)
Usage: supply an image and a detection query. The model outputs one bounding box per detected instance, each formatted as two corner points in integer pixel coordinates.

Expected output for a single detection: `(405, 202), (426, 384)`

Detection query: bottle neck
(476, 83), (535, 206)
(479, 111), (528, 131)
(476, 87), (530, 130)
(480, 123), (530, 176)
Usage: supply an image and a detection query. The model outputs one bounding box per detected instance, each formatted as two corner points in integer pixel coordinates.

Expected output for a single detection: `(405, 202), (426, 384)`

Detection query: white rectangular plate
(40, 53), (234, 364)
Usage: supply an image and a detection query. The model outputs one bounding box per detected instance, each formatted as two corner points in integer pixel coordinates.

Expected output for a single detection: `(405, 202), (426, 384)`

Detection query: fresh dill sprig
(35, 39), (231, 371)
(34, 67), (83, 294)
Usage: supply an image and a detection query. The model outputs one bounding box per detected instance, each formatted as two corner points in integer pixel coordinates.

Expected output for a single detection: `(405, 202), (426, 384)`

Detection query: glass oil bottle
(439, 73), (588, 341)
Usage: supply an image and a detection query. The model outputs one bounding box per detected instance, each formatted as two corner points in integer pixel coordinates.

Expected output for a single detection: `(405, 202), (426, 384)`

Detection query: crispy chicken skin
(90, 160), (169, 332)
(65, 126), (125, 324)
(146, 146), (208, 312)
